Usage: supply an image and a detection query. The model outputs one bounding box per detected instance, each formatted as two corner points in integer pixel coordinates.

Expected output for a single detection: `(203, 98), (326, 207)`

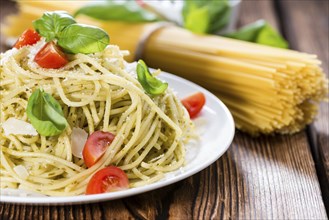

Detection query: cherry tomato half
(181, 92), (206, 118)
(34, 41), (68, 69)
(14, 29), (41, 49)
(86, 166), (129, 195)
(83, 131), (115, 168)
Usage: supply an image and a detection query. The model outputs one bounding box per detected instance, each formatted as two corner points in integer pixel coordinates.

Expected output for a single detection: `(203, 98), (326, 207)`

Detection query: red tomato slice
(34, 42), (68, 69)
(83, 131), (115, 168)
(86, 166), (129, 195)
(181, 92), (206, 118)
(14, 29), (41, 49)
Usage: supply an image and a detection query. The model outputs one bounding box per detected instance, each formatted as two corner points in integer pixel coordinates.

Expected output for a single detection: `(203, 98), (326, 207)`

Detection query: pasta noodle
(2, 0), (328, 135)
(0, 41), (194, 196)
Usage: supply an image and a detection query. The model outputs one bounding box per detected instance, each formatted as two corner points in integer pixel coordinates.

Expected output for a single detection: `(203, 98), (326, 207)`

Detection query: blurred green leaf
(224, 20), (289, 48)
(74, 1), (161, 22)
(182, 0), (231, 34)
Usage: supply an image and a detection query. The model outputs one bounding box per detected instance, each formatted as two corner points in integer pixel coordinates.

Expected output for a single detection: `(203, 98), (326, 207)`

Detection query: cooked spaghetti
(3, 0), (328, 135)
(0, 40), (194, 196)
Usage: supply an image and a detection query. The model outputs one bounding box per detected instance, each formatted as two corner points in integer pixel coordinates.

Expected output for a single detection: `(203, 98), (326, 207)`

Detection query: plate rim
(0, 72), (235, 205)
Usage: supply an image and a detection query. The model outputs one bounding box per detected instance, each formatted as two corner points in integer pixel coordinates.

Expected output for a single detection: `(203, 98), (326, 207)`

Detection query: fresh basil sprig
(136, 60), (168, 96)
(27, 89), (68, 136)
(224, 20), (288, 48)
(182, 0), (231, 34)
(58, 24), (109, 54)
(33, 11), (109, 54)
(74, 1), (160, 22)
(33, 11), (76, 42)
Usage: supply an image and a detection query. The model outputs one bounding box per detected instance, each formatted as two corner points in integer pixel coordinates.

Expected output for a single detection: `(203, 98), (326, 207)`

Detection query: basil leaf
(74, 1), (160, 22)
(182, 0), (230, 34)
(57, 24), (109, 54)
(183, 5), (210, 34)
(33, 11), (76, 41)
(256, 23), (289, 48)
(27, 89), (67, 136)
(32, 11), (110, 54)
(137, 60), (168, 96)
(224, 20), (289, 48)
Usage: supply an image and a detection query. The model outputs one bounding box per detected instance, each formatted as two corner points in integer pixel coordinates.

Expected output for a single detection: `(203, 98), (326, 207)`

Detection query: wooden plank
(1, 135), (327, 219)
(277, 0), (329, 212)
(0, 0), (327, 219)
(238, 0), (279, 28)
(0, 0), (17, 51)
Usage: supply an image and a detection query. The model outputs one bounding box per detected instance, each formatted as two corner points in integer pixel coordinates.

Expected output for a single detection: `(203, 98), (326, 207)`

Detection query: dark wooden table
(0, 0), (328, 219)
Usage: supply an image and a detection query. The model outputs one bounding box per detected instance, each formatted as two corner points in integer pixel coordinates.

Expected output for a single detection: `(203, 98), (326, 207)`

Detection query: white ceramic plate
(0, 72), (235, 205)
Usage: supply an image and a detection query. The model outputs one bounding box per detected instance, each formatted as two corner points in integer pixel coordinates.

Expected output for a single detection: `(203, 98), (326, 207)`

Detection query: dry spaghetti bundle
(2, 1), (328, 135)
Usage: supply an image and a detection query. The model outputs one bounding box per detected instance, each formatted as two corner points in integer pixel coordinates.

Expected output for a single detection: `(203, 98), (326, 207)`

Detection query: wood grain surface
(0, 0), (328, 219)
(277, 0), (329, 212)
